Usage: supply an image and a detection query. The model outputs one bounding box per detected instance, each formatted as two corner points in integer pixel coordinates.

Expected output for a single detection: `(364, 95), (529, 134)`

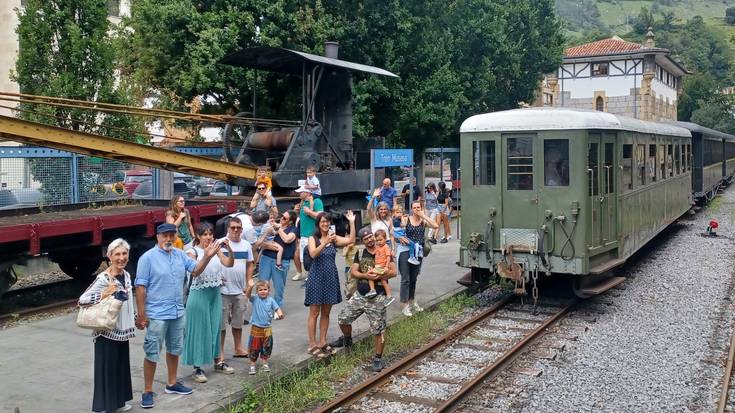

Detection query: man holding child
(330, 227), (396, 372)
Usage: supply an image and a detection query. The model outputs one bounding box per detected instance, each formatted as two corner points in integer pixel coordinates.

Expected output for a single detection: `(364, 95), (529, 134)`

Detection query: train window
(674, 144), (681, 175)
(588, 142), (599, 196)
(544, 140), (569, 186)
(622, 144), (633, 191)
(648, 144), (657, 182)
(603, 143), (614, 193)
(667, 144), (673, 177)
(473, 140), (496, 186)
(658, 145), (666, 180)
(688, 144), (692, 171)
(636, 144), (646, 186)
(507, 137), (533, 190)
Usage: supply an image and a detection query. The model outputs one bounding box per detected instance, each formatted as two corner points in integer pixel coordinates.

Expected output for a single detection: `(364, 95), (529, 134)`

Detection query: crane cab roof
(460, 108), (691, 138)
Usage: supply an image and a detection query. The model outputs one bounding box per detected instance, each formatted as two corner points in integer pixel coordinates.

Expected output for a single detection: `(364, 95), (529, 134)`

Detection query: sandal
(308, 346), (327, 359)
(321, 345), (337, 356)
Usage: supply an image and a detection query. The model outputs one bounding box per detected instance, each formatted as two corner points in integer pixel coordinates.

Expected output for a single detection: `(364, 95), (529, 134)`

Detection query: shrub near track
(227, 293), (479, 413)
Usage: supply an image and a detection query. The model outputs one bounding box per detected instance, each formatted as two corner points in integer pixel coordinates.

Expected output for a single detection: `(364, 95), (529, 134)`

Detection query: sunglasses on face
(229, 226), (243, 231)
(257, 186), (266, 190)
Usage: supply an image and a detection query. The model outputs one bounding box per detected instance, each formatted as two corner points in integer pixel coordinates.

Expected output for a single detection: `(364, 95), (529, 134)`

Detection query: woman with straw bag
(78, 238), (136, 413)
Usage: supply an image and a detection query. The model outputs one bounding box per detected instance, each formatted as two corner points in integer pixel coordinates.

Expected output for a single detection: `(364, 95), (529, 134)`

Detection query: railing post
(70, 153), (80, 203)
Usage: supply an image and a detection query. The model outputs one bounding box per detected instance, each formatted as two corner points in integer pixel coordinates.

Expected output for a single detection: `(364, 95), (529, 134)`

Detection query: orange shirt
(374, 244), (392, 268)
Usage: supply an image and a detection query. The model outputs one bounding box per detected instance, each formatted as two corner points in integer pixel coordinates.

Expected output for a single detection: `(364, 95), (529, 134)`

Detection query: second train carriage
(668, 121), (735, 202)
(458, 108), (695, 292)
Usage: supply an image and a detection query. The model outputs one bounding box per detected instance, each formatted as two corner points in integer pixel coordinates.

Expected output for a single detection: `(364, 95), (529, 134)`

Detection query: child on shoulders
(365, 229), (396, 306)
(304, 166), (321, 198)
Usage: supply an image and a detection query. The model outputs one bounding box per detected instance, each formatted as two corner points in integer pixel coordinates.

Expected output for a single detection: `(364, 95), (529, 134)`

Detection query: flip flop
(321, 345), (337, 356)
(233, 353), (248, 358)
(308, 346), (327, 359)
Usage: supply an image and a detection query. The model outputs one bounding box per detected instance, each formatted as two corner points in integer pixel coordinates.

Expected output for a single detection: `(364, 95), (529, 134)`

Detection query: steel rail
(434, 298), (580, 412)
(0, 298), (78, 325)
(313, 294), (516, 413)
(717, 323), (735, 413)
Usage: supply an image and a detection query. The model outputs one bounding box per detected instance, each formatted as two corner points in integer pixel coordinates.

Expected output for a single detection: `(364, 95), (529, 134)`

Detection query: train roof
(460, 108), (691, 138)
(222, 47), (399, 78)
(665, 121), (735, 141)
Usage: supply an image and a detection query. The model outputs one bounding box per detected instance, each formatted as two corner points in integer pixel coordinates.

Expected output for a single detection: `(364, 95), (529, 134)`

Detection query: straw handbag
(76, 274), (123, 331)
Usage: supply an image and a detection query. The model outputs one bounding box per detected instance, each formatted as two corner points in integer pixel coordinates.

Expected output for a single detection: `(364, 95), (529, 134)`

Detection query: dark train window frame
(472, 140), (496, 186)
(636, 143), (646, 187)
(543, 139), (569, 187)
(648, 143), (657, 183)
(622, 143), (633, 192)
(674, 143), (681, 175)
(506, 137), (534, 191)
(603, 142), (615, 194)
(667, 144), (673, 178)
(588, 141), (599, 196)
(657, 144), (666, 181)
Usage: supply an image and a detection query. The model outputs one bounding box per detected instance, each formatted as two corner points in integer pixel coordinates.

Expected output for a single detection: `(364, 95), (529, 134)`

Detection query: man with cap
(292, 184), (323, 281)
(330, 227), (397, 372)
(135, 223), (225, 409)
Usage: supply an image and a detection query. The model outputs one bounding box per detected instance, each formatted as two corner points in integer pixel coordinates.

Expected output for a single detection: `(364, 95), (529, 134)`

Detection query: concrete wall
(0, 0), (21, 118)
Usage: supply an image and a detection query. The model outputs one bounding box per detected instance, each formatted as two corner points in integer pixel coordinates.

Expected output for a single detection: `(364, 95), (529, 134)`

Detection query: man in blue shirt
(135, 223), (221, 409)
(373, 178), (397, 210)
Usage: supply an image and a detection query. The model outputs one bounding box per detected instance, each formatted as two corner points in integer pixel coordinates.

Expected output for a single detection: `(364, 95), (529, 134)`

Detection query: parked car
(118, 170), (152, 196)
(131, 178), (194, 200)
(0, 188), (43, 210)
(193, 176), (215, 196)
(174, 173), (197, 195)
(209, 181), (241, 196)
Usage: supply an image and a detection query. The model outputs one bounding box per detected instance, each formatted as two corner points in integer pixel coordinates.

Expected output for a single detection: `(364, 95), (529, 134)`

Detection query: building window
(473, 140), (496, 186)
(591, 62), (609, 76)
(544, 140), (569, 186)
(595, 96), (604, 112)
(108, 0), (120, 17)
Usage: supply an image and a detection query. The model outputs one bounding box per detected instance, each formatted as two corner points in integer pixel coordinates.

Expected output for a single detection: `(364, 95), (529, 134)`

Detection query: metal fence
(0, 146), (223, 209)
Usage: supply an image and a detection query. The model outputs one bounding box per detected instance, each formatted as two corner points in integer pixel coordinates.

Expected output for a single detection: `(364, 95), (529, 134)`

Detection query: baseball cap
(156, 223), (177, 234)
(295, 185), (312, 193)
(357, 226), (373, 240)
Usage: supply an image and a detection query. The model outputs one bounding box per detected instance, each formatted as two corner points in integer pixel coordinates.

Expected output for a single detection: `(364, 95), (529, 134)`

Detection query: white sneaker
(262, 363), (271, 372)
(249, 365), (257, 375)
(191, 368), (207, 383)
(292, 272), (304, 281)
(116, 404), (133, 412)
(411, 302), (424, 312)
(407, 256), (420, 265)
(402, 306), (413, 317)
(446, 235), (453, 240)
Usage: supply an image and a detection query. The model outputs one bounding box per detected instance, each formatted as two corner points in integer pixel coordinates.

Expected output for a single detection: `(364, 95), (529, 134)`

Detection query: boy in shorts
(245, 279), (283, 374)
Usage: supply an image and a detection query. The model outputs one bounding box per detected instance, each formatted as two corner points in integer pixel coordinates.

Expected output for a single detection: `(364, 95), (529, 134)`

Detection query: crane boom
(0, 115), (257, 183)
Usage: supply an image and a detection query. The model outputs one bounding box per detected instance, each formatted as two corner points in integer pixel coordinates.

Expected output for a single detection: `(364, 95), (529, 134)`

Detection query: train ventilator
(455, 108), (735, 301)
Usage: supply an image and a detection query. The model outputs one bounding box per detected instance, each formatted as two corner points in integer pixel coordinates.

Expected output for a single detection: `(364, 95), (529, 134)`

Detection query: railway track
(0, 279), (83, 326)
(315, 280), (624, 413)
(718, 325), (735, 413)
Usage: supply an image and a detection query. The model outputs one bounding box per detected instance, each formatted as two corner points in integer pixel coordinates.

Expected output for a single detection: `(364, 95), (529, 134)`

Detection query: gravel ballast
(518, 189), (735, 412)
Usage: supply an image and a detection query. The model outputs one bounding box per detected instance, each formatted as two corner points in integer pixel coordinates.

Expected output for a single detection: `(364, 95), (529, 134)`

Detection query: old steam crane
(220, 42), (398, 210)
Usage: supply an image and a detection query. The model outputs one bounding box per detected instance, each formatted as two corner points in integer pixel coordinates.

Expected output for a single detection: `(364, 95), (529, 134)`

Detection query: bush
(726, 6), (735, 25)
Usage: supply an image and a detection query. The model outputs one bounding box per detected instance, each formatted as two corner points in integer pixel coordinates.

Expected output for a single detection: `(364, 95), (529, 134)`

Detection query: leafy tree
(632, 7), (654, 34)
(727, 6), (735, 25)
(691, 94), (735, 135)
(123, 0), (565, 153)
(677, 73), (717, 122)
(14, 0), (139, 203)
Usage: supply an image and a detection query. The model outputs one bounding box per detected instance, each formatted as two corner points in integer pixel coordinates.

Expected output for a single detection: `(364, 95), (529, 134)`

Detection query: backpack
(302, 236), (319, 271)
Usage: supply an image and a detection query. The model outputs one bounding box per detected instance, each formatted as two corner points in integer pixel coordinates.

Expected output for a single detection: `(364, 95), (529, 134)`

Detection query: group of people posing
(78, 166), (454, 412)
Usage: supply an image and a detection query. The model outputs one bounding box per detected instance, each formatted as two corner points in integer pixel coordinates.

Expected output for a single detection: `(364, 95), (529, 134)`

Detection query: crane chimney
(325, 41), (339, 59)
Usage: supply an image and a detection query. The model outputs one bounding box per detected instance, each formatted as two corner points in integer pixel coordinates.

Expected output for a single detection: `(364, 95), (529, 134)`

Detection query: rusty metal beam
(0, 115), (256, 183)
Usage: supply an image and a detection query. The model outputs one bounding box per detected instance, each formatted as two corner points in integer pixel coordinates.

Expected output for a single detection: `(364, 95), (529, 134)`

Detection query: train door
(501, 134), (537, 230)
(587, 132), (617, 251)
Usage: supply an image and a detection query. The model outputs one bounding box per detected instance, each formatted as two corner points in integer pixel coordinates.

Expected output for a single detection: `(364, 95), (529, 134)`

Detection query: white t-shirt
(219, 238), (253, 295)
(307, 175), (321, 196)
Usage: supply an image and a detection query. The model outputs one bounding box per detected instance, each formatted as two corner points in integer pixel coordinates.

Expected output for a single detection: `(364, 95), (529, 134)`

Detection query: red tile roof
(565, 36), (644, 58)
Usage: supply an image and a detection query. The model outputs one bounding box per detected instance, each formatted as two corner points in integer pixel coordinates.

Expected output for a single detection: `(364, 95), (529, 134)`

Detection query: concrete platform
(0, 227), (464, 412)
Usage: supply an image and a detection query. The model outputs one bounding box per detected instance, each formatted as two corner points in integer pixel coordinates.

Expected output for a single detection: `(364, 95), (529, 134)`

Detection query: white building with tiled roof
(534, 30), (688, 122)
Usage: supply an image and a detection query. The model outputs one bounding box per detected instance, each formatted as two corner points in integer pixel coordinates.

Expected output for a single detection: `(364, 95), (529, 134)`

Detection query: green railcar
(459, 108), (693, 289)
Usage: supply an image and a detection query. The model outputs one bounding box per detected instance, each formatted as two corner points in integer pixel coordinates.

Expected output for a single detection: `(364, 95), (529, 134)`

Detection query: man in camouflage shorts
(330, 227), (397, 372)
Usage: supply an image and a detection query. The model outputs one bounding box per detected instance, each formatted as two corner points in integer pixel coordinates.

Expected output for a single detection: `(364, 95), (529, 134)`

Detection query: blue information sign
(372, 149), (413, 167)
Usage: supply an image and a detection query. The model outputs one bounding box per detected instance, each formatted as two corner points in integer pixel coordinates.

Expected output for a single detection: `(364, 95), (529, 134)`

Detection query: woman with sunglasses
(250, 183), (278, 216)
(259, 210), (298, 307)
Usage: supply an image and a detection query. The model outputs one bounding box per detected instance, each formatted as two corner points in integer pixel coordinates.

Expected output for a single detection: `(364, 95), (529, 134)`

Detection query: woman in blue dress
(304, 211), (355, 358)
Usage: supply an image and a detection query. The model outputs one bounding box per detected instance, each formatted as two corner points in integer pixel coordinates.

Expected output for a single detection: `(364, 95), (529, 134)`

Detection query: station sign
(372, 149), (414, 167)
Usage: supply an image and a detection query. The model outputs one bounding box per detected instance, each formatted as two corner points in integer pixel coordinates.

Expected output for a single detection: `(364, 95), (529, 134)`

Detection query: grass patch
(710, 195), (724, 213)
(226, 293), (479, 413)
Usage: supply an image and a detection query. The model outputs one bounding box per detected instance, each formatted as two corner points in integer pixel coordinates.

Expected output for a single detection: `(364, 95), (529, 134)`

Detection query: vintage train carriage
(669, 121), (735, 202)
(459, 108), (693, 288)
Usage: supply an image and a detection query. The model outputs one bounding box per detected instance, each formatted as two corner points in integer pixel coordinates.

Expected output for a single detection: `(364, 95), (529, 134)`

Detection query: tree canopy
(122, 0), (565, 151)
